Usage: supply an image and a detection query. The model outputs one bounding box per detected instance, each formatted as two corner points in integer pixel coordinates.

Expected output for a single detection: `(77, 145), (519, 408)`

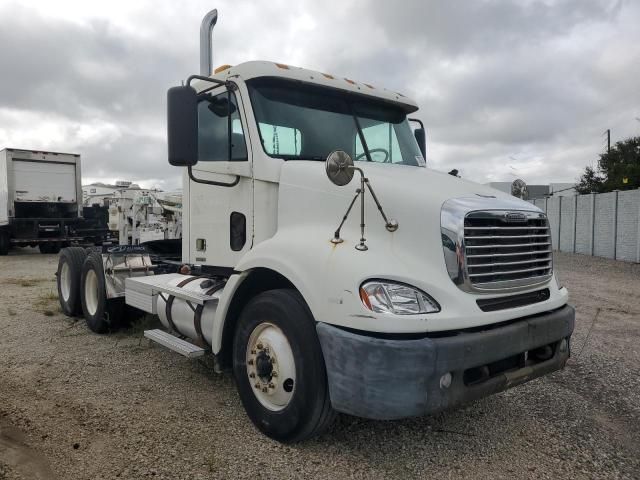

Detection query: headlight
(359, 280), (440, 315)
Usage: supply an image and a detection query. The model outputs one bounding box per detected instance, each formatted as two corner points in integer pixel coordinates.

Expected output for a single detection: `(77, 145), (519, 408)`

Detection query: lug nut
(268, 383), (275, 389)
(271, 371), (278, 378)
(262, 387), (268, 393)
(247, 359), (254, 365)
(254, 383), (260, 389)
(250, 349), (256, 355)
(257, 343), (263, 350)
(440, 372), (452, 389)
(249, 373), (255, 378)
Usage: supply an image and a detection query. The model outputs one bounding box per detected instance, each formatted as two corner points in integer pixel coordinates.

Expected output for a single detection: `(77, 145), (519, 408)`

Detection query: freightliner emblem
(505, 212), (527, 223)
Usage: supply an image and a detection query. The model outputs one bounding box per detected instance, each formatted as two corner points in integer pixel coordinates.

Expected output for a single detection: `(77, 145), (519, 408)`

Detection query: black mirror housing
(414, 127), (426, 159)
(167, 86), (198, 166)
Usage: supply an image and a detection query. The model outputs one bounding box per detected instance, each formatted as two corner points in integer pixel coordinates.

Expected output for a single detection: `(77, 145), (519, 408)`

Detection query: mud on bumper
(317, 304), (575, 420)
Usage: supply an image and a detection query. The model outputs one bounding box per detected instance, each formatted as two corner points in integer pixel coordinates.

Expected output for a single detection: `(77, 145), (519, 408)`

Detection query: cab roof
(197, 61), (419, 113)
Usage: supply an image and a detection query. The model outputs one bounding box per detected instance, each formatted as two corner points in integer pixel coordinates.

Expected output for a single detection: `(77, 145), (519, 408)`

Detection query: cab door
(187, 86), (253, 267)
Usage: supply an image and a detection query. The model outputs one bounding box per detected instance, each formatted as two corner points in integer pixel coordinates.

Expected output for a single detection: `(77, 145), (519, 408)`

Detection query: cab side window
(198, 91), (247, 161)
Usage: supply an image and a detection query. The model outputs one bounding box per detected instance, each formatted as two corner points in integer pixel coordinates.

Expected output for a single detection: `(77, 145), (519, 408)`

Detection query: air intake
(200, 9), (218, 76)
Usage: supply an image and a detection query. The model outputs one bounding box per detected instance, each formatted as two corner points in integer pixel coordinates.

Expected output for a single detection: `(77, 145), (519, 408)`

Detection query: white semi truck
(55, 9), (574, 442)
(0, 148), (110, 255)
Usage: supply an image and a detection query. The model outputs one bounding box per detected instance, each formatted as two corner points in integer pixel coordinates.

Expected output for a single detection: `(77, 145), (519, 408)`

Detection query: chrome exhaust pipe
(200, 9), (218, 76)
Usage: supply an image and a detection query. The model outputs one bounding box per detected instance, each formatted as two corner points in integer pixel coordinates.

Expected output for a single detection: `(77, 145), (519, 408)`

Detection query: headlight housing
(554, 272), (563, 290)
(359, 280), (440, 315)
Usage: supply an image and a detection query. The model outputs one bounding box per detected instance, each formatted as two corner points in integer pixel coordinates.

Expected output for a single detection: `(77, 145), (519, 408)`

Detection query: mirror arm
(408, 118), (424, 129)
(364, 179), (398, 232)
(186, 74), (226, 87)
(331, 189), (361, 244)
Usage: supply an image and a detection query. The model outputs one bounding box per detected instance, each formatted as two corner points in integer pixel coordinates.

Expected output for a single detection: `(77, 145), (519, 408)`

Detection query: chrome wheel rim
(246, 322), (296, 411)
(60, 262), (71, 302)
(84, 269), (99, 316)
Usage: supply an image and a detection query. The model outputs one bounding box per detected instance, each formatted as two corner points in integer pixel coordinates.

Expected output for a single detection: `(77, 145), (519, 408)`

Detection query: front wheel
(233, 289), (336, 442)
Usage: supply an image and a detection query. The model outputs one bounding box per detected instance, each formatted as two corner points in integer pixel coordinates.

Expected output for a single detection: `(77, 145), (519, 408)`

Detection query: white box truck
(55, 9), (574, 442)
(0, 148), (109, 254)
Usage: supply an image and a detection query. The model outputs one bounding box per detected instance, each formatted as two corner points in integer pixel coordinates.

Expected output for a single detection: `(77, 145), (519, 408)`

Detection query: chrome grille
(464, 212), (553, 289)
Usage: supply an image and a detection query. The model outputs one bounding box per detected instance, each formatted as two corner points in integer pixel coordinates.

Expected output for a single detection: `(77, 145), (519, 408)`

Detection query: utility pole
(606, 129), (611, 153)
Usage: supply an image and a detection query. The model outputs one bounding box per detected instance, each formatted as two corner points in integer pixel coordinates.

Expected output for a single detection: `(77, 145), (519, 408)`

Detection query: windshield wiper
(350, 106), (373, 162)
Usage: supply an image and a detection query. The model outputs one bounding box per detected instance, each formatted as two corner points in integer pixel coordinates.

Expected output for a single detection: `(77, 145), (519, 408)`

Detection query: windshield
(247, 78), (425, 166)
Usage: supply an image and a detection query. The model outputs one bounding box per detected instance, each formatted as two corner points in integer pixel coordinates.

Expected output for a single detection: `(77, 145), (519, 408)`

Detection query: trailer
(0, 148), (110, 254)
(56, 8), (574, 442)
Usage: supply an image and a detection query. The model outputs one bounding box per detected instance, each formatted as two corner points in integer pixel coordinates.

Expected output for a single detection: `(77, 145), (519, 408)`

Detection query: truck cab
(56, 10), (574, 442)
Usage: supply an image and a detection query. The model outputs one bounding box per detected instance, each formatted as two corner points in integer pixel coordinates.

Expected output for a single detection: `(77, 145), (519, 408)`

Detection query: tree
(575, 136), (640, 194)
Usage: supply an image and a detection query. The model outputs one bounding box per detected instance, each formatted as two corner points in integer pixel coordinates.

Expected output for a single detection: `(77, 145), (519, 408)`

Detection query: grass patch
(41, 290), (58, 301)
(2, 277), (52, 287)
(32, 290), (61, 316)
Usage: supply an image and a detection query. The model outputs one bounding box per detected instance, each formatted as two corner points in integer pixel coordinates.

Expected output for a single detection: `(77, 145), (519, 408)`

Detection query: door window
(198, 91), (247, 161)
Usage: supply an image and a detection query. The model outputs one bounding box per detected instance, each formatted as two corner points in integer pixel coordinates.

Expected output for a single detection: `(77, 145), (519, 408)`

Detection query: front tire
(80, 252), (123, 333)
(56, 247), (87, 316)
(233, 289), (336, 442)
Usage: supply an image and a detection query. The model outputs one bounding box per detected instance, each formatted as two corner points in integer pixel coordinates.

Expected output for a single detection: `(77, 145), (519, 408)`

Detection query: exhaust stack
(200, 9), (218, 76)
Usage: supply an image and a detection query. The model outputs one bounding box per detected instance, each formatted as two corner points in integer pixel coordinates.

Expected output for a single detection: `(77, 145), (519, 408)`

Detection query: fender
(210, 234), (320, 354)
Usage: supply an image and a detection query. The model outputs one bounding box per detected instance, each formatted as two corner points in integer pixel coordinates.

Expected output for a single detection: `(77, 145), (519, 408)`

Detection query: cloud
(0, 0), (638, 189)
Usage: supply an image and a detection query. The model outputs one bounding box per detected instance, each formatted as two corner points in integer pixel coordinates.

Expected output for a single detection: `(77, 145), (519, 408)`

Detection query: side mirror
(325, 150), (355, 186)
(414, 127), (426, 158)
(167, 86), (198, 166)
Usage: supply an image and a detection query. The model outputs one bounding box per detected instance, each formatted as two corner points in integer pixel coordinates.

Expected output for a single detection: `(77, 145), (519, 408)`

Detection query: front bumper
(317, 304), (575, 420)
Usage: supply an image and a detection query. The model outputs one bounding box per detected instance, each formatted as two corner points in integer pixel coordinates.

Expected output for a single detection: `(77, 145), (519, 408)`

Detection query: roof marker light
(214, 64), (232, 74)
(344, 78), (356, 85)
(322, 73), (334, 79)
(275, 63), (290, 69)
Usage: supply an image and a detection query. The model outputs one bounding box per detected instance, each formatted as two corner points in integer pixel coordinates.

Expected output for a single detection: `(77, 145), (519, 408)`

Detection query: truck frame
(55, 9), (574, 442)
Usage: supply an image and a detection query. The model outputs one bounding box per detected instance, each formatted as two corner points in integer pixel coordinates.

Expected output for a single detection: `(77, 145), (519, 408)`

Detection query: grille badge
(504, 212), (527, 223)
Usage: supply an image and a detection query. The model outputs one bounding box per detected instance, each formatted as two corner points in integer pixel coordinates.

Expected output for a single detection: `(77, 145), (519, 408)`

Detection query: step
(125, 275), (221, 306)
(144, 329), (206, 358)
(155, 284), (219, 305)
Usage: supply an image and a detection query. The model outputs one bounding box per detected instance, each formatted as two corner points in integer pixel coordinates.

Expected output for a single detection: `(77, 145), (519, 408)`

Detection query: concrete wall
(559, 196), (576, 252)
(616, 190), (640, 262)
(531, 190), (639, 262)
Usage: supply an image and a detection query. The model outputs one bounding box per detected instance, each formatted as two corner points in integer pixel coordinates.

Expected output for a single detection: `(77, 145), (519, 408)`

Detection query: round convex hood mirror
(325, 150), (354, 186)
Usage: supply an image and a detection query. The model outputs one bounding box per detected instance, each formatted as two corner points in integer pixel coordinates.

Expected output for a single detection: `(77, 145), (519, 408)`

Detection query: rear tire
(0, 230), (9, 256)
(232, 289), (336, 442)
(39, 243), (60, 254)
(56, 247), (87, 316)
(80, 252), (123, 333)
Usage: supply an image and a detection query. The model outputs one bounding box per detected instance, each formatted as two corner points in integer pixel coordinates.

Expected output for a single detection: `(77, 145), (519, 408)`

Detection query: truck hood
(276, 159), (542, 293)
(278, 161), (536, 230)
(239, 160), (563, 334)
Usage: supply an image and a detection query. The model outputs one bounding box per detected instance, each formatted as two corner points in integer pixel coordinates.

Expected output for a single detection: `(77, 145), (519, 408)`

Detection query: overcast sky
(0, 0), (638, 190)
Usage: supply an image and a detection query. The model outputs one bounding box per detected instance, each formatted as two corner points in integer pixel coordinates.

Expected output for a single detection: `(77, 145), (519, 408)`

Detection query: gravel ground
(0, 248), (638, 480)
